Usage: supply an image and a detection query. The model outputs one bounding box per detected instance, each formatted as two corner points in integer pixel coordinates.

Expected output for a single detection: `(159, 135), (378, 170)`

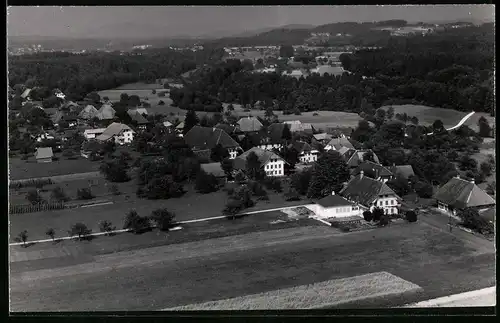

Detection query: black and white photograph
(7, 4), (495, 312)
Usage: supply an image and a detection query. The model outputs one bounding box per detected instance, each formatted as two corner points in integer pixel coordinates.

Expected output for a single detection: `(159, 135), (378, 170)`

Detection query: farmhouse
(127, 110), (149, 130)
(389, 164), (416, 181)
(96, 122), (135, 145)
(52, 111), (79, 127)
(78, 105), (99, 120)
(289, 141), (319, 163)
(343, 149), (380, 168)
(83, 128), (107, 140)
(35, 147), (53, 163)
(184, 126), (242, 159)
(312, 192), (362, 220)
(96, 104), (116, 120)
(283, 120), (314, 134)
(340, 171), (401, 215)
(352, 161), (394, 183)
(237, 117), (263, 133)
(252, 123), (287, 151)
(233, 147), (286, 177)
(200, 162), (227, 184)
(324, 137), (356, 151)
(433, 176), (496, 216)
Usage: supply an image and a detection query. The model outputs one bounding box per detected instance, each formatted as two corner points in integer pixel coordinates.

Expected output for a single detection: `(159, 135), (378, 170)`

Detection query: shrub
(293, 108), (302, 115)
(158, 100), (165, 105)
(372, 207), (384, 222)
(77, 188), (94, 200)
(195, 170), (219, 194)
(51, 186), (70, 202)
(150, 208), (176, 231)
(45, 228), (55, 241)
(284, 188), (301, 201)
(313, 113), (319, 116)
(25, 189), (44, 205)
(257, 195), (270, 201)
(379, 214), (390, 226)
(16, 230), (29, 246)
(68, 223), (92, 240)
(340, 226), (350, 232)
(109, 184), (121, 195)
(223, 198), (245, 219)
(363, 211), (373, 222)
(406, 210), (417, 223)
(414, 181), (433, 198)
(458, 208), (493, 234)
(151, 89), (157, 94)
(99, 220), (116, 235)
(123, 210), (150, 234)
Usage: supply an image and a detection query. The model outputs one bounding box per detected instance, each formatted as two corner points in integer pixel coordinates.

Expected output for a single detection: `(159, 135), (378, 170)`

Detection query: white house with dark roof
(83, 128), (107, 140)
(233, 147), (286, 177)
(96, 122), (135, 145)
(312, 192), (362, 220)
(237, 117), (263, 133)
(289, 141), (319, 164)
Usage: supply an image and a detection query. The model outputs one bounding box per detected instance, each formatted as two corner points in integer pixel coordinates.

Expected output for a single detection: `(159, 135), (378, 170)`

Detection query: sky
(7, 5), (494, 39)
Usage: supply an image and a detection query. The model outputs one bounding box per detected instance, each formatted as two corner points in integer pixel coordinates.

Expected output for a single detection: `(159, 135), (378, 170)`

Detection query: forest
(172, 24), (494, 115)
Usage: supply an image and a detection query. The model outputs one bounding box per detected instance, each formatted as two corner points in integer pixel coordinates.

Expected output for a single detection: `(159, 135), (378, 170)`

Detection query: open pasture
(381, 104), (467, 128)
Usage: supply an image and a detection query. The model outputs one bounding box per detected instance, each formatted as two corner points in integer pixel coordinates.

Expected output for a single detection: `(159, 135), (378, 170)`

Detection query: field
(9, 156), (100, 181)
(167, 272), (422, 310)
(9, 219), (495, 311)
(381, 104), (467, 128)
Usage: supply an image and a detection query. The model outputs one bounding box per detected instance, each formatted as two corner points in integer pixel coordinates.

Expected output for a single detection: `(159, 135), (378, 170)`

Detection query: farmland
(9, 156), (100, 181)
(9, 220), (495, 311)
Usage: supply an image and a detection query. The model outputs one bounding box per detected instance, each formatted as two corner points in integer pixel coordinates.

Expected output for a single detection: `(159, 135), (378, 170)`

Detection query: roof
(340, 174), (399, 207)
(163, 121), (173, 127)
(389, 165), (416, 180)
(317, 194), (354, 208)
(434, 177), (496, 209)
(326, 137), (355, 150)
(128, 110), (149, 124)
(184, 126), (240, 151)
(289, 141), (316, 153)
(20, 88), (31, 99)
(84, 128), (106, 135)
(175, 121), (185, 129)
(132, 107), (148, 115)
(78, 105), (99, 120)
(97, 104), (116, 120)
(479, 207), (496, 223)
(313, 133), (332, 141)
(96, 122), (134, 141)
(267, 123), (287, 143)
(200, 163), (226, 178)
(311, 65), (345, 76)
(233, 147), (285, 170)
(344, 150), (380, 168)
(35, 147), (53, 159)
(215, 123), (239, 134)
(352, 161), (394, 179)
(237, 117), (263, 132)
(283, 121), (314, 133)
(82, 140), (103, 152)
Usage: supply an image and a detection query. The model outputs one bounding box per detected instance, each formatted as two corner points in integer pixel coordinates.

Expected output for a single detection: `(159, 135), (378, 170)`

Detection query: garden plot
(167, 271), (422, 310)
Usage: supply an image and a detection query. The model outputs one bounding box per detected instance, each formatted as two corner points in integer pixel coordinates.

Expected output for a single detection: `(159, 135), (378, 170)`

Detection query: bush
(15, 230), (29, 246)
(223, 198), (245, 219)
(25, 189), (44, 205)
(123, 210), (150, 234)
(372, 207), (384, 222)
(51, 186), (70, 202)
(406, 210), (418, 223)
(313, 113), (319, 116)
(109, 184), (121, 195)
(414, 181), (433, 198)
(284, 188), (301, 201)
(458, 208), (493, 234)
(294, 108), (302, 115)
(195, 170), (219, 194)
(158, 100), (165, 105)
(99, 220), (116, 235)
(68, 223), (92, 240)
(379, 214), (390, 226)
(45, 228), (55, 241)
(150, 208), (176, 231)
(77, 188), (94, 200)
(363, 211), (373, 222)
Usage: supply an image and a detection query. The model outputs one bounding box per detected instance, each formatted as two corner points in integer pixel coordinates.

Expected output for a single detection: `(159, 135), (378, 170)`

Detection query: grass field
(167, 272), (422, 310)
(9, 156), (100, 181)
(9, 220), (495, 311)
(381, 104), (467, 128)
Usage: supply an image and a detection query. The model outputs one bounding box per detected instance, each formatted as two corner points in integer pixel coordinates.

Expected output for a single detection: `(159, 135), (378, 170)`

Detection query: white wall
(258, 143), (283, 151)
(264, 159), (285, 176)
(370, 194), (400, 215)
(228, 147), (240, 159)
(115, 130), (134, 145)
(299, 151), (318, 163)
(316, 204), (362, 219)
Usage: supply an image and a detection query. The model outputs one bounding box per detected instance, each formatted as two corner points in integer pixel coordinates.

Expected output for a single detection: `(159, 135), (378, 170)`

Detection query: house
(184, 126), (242, 159)
(255, 123), (287, 151)
(352, 161), (394, 183)
(163, 121), (173, 128)
(312, 133), (333, 145)
(96, 104), (116, 120)
(200, 162), (227, 184)
(78, 105), (99, 120)
(310, 65), (345, 76)
(81, 140), (103, 159)
(96, 122), (135, 145)
(237, 117), (263, 133)
(215, 123), (241, 136)
(283, 120), (314, 134)
(324, 137), (355, 151)
(434, 175), (496, 216)
(130, 107), (148, 116)
(83, 128), (107, 140)
(341, 149), (380, 168)
(233, 147), (286, 177)
(289, 141), (319, 164)
(312, 192), (362, 220)
(33, 131), (55, 142)
(340, 171), (401, 215)
(20, 88), (32, 100)
(51, 111), (79, 127)
(389, 164), (416, 181)
(175, 121), (185, 136)
(54, 89), (66, 100)
(35, 147), (53, 163)
(127, 110), (149, 130)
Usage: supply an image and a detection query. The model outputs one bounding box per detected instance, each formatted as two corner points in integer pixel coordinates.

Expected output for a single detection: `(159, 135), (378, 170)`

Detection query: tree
(45, 228), (55, 241)
(480, 161), (493, 177)
(414, 181), (433, 198)
(284, 187), (301, 201)
(195, 170), (219, 194)
(363, 210), (373, 222)
(245, 151), (265, 181)
(223, 198), (245, 219)
(86, 91), (101, 103)
(220, 158), (234, 180)
(379, 214), (390, 226)
(386, 175), (410, 197)
(406, 210), (417, 223)
(372, 207), (385, 222)
(307, 152), (350, 198)
(26, 189), (44, 205)
(290, 169), (312, 195)
(458, 208), (492, 234)
(109, 184), (121, 195)
(432, 119), (445, 133)
(478, 116), (492, 137)
(459, 155), (478, 172)
(50, 186), (70, 203)
(99, 220), (116, 236)
(210, 143), (229, 162)
(227, 104), (235, 111)
(183, 109), (199, 134)
(99, 159), (131, 182)
(123, 210), (150, 234)
(69, 223), (92, 240)
(410, 116), (419, 125)
(150, 208), (176, 231)
(17, 230), (28, 247)
(77, 188), (94, 200)
(386, 107), (395, 120)
(282, 124), (292, 143)
(140, 175), (185, 199)
(279, 45), (294, 58)
(486, 181), (496, 196)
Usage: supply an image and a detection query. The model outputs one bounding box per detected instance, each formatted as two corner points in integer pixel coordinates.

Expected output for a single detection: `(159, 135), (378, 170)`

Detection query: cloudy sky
(7, 5), (494, 38)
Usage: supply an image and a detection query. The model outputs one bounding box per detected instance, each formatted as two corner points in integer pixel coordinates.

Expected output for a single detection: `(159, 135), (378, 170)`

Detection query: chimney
(360, 170), (364, 179)
(331, 191), (335, 195)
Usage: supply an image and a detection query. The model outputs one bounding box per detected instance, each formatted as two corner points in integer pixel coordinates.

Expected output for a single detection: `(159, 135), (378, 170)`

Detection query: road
(407, 287), (496, 307)
(426, 111), (475, 135)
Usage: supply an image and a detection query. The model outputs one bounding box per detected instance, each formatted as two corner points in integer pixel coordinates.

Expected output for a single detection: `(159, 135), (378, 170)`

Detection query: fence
(9, 178), (54, 190)
(9, 202), (66, 215)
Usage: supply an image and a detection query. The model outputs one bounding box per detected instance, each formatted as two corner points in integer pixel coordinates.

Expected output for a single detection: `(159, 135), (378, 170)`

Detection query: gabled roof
(184, 126), (240, 151)
(97, 104), (116, 120)
(237, 117), (263, 132)
(84, 128), (106, 135)
(317, 194), (354, 208)
(345, 149), (380, 168)
(200, 163), (226, 178)
(96, 122), (134, 141)
(340, 174), (399, 207)
(289, 141), (315, 153)
(35, 147), (53, 159)
(352, 161), (394, 179)
(175, 121), (185, 129)
(163, 121), (173, 128)
(283, 120), (314, 133)
(326, 137), (355, 150)
(78, 105), (99, 120)
(20, 88), (31, 99)
(267, 123), (287, 144)
(434, 177), (496, 209)
(233, 147), (285, 170)
(389, 165), (415, 180)
(215, 123), (239, 135)
(127, 110), (149, 124)
(313, 133), (332, 141)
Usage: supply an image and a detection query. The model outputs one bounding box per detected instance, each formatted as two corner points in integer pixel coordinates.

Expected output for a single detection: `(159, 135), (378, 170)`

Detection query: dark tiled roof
(434, 177), (496, 209)
(326, 137), (355, 150)
(128, 110), (149, 124)
(340, 174), (398, 206)
(389, 165), (415, 180)
(289, 141), (314, 153)
(267, 123), (287, 144)
(184, 126), (240, 150)
(233, 147), (284, 170)
(317, 194), (354, 208)
(215, 123), (239, 135)
(200, 163), (226, 178)
(352, 161), (393, 179)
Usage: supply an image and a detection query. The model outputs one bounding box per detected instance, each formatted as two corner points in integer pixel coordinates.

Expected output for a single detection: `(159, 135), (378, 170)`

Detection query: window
(385, 201), (388, 206)
(379, 201), (382, 206)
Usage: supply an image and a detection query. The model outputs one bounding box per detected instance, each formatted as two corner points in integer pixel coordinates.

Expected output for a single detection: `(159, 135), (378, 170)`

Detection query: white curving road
(426, 111), (476, 135)
(406, 286), (496, 307)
